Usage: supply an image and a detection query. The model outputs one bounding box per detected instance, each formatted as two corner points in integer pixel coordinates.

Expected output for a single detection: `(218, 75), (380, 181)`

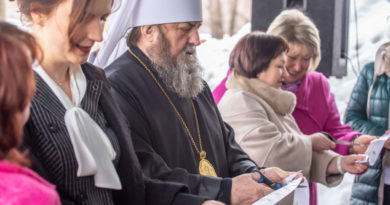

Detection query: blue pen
(257, 171), (281, 190)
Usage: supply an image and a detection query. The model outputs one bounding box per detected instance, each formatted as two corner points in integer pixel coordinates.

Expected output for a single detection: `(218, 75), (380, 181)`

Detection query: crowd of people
(0, 0), (388, 204)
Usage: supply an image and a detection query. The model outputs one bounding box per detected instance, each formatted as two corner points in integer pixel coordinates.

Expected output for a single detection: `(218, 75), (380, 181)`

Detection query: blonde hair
(267, 9), (321, 72)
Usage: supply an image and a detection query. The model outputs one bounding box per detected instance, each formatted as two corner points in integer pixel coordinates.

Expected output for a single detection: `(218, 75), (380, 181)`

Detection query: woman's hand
(201, 200), (225, 205)
(353, 135), (378, 154)
(381, 131), (390, 150)
(384, 137), (390, 150)
(261, 167), (303, 182)
(309, 133), (336, 152)
(327, 155), (368, 175)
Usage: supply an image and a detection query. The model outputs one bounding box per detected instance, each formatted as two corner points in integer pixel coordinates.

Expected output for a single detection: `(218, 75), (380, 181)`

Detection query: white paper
(280, 170), (302, 186)
(363, 134), (390, 166)
(252, 177), (303, 205)
(384, 166), (390, 185)
(356, 155), (369, 164)
(293, 177), (309, 205)
(280, 172), (309, 205)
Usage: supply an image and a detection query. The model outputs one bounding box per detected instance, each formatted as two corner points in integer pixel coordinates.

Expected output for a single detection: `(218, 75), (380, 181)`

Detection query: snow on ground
(4, 0), (390, 204)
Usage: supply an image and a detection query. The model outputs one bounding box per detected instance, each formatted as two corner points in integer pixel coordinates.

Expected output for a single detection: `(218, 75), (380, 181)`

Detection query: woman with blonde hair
(265, 10), (377, 204)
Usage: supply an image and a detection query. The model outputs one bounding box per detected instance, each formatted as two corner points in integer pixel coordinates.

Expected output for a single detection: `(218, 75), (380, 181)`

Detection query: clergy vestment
(105, 46), (259, 204)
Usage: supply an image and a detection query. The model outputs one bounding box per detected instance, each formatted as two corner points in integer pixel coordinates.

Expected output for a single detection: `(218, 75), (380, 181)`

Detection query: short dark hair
(229, 31), (288, 78)
(126, 24), (167, 47)
(126, 27), (142, 47)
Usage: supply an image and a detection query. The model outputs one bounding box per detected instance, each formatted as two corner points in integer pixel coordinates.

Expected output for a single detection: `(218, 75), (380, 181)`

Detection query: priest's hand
(230, 173), (273, 205)
(201, 200), (225, 205)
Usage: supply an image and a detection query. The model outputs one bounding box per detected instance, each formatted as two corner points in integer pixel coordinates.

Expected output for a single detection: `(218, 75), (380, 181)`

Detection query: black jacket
(23, 63), (192, 205)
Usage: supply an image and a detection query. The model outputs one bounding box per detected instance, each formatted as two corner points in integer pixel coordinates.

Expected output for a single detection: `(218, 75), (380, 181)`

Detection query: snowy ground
(4, 0), (390, 204)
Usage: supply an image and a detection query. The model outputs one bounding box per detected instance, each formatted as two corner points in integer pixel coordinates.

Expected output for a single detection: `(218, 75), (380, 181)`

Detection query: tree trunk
(228, 0), (238, 35)
(0, 0), (5, 21)
(208, 0), (224, 39)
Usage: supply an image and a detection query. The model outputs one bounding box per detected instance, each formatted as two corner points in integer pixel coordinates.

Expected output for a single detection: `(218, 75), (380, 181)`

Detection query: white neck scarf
(33, 63), (122, 190)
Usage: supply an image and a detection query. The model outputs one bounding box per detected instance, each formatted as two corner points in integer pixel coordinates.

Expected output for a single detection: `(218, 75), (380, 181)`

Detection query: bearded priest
(96, 0), (296, 204)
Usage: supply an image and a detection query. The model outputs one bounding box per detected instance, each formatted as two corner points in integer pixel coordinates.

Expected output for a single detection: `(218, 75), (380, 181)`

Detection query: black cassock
(105, 46), (259, 204)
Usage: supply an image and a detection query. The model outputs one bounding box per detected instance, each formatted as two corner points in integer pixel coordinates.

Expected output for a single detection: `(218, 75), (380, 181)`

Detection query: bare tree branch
(209, 0), (224, 39)
(0, 0), (5, 20)
(228, 0), (238, 35)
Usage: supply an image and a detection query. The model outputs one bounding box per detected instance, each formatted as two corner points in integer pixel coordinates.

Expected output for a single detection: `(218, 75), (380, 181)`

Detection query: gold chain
(128, 48), (204, 155)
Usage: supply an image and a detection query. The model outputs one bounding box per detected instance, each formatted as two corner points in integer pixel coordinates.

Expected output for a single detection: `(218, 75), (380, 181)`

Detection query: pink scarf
(282, 80), (302, 93)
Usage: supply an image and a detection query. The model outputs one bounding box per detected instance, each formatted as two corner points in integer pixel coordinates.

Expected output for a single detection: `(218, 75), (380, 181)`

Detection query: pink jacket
(293, 72), (361, 205)
(293, 72), (360, 155)
(0, 161), (60, 205)
(213, 70), (230, 104)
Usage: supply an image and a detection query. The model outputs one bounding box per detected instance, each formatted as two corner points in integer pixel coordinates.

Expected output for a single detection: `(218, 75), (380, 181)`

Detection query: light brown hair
(0, 22), (38, 165)
(16, 0), (108, 48)
(126, 27), (141, 47)
(267, 9), (321, 72)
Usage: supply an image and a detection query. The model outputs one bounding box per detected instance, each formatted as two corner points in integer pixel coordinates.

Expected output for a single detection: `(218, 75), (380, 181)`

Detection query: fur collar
(226, 73), (296, 115)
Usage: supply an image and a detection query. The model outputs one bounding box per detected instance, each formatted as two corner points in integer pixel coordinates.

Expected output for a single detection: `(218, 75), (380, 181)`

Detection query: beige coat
(218, 74), (343, 204)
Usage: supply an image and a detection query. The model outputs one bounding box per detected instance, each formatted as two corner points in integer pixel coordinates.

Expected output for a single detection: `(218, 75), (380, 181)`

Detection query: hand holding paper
(230, 173), (273, 205)
(252, 172), (305, 205)
(340, 155), (369, 174)
(384, 136), (390, 150)
(357, 133), (390, 166)
(327, 155), (368, 174)
(261, 167), (303, 184)
(354, 135), (378, 154)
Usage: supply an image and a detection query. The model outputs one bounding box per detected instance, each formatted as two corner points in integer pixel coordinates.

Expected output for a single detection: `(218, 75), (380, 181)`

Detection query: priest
(96, 0), (295, 204)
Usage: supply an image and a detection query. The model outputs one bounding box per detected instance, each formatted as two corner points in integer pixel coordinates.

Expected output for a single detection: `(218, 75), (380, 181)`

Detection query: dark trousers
(384, 184), (390, 204)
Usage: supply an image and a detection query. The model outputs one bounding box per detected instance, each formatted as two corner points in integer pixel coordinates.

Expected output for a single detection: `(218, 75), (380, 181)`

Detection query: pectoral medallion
(126, 56), (217, 178)
(198, 151), (217, 177)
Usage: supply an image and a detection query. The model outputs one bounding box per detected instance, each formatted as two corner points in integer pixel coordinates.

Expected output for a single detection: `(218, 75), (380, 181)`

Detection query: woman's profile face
(283, 43), (313, 84)
(257, 52), (286, 89)
(35, 0), (111, 65)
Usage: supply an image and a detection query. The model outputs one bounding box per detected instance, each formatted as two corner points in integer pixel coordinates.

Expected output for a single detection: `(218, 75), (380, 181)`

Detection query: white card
(364, 134), (390, 166)
(356, 155), (369, 164)
(280, 170), (302, 186)
(293, 177), (309, 205)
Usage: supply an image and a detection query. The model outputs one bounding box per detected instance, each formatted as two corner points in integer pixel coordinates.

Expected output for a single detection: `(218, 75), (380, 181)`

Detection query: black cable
(347, 55), (359, 77)
(341, 51), (359, 77)
(353, 0), (361, 73)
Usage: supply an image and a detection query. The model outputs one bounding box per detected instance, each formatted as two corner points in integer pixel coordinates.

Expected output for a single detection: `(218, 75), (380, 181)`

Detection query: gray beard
(148, 32), (204, 99)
